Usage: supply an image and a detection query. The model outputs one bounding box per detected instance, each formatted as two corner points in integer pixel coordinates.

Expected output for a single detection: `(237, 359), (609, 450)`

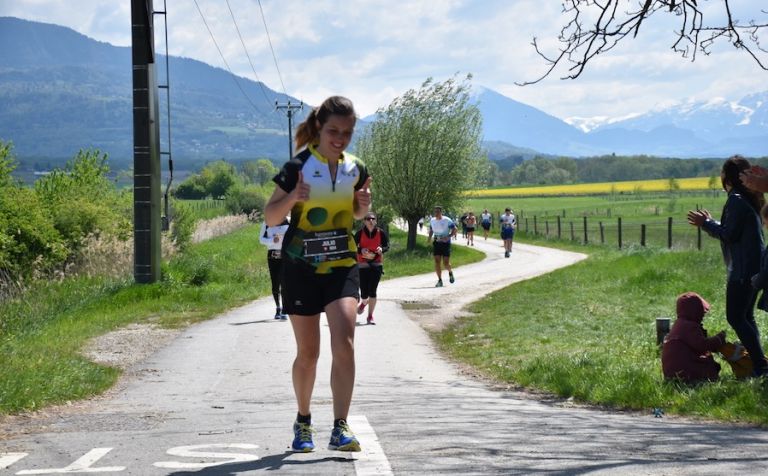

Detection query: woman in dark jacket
(687, 155), (768, 376)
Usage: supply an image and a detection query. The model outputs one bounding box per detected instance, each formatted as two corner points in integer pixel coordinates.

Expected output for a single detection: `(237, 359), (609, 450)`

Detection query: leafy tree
(0, 186), (67, 276)
(200, 160), (239, 199)
(522, 0), (767, 84)
(240, 159), (278, 185)
(225, 184), (269, 215)
(174, 176), (208, 199)
(34, 149), (130, 248)
(356, 75), (484, 250)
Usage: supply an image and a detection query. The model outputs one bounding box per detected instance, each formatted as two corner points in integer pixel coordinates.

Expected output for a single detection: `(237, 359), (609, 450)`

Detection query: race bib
(303, 229), (350, 262)
(268, 249), (282, 259)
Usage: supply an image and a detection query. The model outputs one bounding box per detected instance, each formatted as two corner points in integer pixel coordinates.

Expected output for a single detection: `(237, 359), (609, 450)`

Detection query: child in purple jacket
(662, 292), (726, 383)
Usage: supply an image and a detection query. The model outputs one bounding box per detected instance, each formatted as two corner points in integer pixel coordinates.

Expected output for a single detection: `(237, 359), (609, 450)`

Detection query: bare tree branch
(518, 0), (768, 86)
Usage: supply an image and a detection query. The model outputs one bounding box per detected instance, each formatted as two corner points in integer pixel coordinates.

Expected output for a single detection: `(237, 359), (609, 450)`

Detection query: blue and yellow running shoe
(328, 420), (361, 452)
(292, 421), (315, 452)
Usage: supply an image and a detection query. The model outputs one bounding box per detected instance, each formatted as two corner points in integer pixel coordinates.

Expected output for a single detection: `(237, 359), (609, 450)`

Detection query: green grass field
(466, 191), (725, 252)
(435, 233), (768, 425)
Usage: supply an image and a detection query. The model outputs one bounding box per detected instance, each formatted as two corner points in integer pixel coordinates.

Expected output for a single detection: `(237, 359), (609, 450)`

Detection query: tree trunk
(406, 215), (420, 251)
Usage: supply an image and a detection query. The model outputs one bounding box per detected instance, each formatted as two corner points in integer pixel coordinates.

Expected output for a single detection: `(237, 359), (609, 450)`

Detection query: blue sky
(2, 0), (766, 125)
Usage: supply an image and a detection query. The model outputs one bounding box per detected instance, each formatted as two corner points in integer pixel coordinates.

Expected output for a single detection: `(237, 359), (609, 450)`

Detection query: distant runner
(428, 206), (457, 287)
(354, 212), (389, 325)
(480, 208), (492, 240)
(259, 218), (290, 320)
(500, 207), (516, 258)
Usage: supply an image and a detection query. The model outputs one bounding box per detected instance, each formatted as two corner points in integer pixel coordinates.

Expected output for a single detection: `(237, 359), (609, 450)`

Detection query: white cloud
(1, 0), (766, 121)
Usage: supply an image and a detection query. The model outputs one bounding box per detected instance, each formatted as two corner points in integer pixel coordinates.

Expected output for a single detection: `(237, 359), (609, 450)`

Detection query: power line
(257, 0), (287, 96)
(224, 0), (275, 109)
(192, 0), (261, 112)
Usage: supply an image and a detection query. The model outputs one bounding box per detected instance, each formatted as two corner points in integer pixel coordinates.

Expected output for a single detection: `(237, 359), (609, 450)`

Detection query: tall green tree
(356, 75), (484, 250)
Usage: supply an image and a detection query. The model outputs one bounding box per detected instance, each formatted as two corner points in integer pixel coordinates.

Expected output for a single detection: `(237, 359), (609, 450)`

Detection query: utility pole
(131, 0), (162, 283)
(275, 100), (303, 159)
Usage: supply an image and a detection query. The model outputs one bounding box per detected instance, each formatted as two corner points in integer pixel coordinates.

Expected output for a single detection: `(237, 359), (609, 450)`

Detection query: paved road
(3, 234), (768, 475)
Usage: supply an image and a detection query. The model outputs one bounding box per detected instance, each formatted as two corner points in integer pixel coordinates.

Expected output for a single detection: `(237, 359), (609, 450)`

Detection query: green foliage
(356, 74), (484, 249)
(201, 160), (240, 199)
(173, 160), (243, 200)
(169, 199), (196, 252)
(34, 149), (130, 249)
(486, 155), (726, 187)
(225, 184), (269, 215)
(174, 175), (208, 199)
(240, 158), (278, 185)
(0, 186), (67, 275)
(0, 140), (17, 187)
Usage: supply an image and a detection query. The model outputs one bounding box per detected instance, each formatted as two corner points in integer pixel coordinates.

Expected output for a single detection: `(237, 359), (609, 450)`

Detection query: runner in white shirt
(427, 206), (457, 287)
(500, 207), (517, 258)
(480, 209), (493, 240)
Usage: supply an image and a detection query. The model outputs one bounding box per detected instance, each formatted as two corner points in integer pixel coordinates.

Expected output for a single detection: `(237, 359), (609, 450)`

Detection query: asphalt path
(3, 231), (768, 475)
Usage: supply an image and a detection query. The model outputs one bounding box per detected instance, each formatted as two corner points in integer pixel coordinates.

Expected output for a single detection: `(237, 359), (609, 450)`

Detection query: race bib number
(268, 249), (282, 259)
(303, 229), (350, 262)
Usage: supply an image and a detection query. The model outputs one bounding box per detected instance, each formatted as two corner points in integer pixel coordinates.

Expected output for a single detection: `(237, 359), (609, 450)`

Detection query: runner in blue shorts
(500, 207), (516, 258)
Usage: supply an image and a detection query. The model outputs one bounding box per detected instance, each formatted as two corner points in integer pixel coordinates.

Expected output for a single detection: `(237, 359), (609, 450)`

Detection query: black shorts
(281, 261), (360, 316)
(433, 240), (451, 257)
(481, 222), (491, 231)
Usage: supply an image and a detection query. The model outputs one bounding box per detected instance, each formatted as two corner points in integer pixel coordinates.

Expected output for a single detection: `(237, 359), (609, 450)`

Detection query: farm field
(467, 190), (727, 252)
(472, 176), (715, 197)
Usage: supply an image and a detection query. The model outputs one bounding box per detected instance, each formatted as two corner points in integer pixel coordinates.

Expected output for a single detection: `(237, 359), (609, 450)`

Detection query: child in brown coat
(662, 292), (726, 383)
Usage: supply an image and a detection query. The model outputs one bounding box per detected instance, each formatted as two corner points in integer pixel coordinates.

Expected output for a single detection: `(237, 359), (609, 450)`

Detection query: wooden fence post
(545, 220), (549, 236)
(667, 217), (673, 249)
(618, 217), (623, 249)
(570, 221), (575, 241)
(557, 216), (562, 239)
(534, 216), (538, 235)
(599, 221), (605, 244)
(583, 216), (588, 244)
(641, 224), (646, 247)
(697, 226), (702, 250)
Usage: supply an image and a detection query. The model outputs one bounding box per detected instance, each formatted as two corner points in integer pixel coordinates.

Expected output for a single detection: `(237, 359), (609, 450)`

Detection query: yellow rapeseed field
(470, 176), (713, 198)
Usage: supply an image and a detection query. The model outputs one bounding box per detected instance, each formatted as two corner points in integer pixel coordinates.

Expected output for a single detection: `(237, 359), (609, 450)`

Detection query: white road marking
(153, 444), (259, 470)
(349, 415), (393, 476)
(16, 448), (125, 474)
(1, 453), (28, 469)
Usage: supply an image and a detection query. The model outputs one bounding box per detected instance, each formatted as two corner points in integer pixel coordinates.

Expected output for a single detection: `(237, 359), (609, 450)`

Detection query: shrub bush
(225, 184), (268, 215)
(0, 186), (67, 276)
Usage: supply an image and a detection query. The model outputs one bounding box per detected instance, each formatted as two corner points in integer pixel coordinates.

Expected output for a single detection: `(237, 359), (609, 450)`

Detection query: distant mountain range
(1, 16), (766, 168)
(471, 86), (768, 158)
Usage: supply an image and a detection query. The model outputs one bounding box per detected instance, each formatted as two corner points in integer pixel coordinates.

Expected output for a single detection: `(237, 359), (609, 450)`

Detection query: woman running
(354, 212), (389, 325)
(264, 96), (372, 452)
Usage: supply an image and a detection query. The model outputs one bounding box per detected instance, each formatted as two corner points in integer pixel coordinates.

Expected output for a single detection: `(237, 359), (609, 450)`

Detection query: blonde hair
(294, 96), (356, 151)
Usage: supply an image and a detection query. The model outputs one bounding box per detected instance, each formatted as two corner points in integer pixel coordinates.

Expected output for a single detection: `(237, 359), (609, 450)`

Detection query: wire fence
(514, 211), (719, 251)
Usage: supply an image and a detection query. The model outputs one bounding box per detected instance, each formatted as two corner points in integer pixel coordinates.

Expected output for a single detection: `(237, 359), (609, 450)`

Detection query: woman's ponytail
(294, 109), (318, 151)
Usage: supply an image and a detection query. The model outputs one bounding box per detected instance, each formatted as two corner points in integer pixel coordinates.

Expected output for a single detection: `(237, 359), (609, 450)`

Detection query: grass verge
(434, 238), (768, 425)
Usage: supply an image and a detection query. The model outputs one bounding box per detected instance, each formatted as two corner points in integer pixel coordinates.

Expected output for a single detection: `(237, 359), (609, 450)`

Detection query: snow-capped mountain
(476, 85), (767, 158)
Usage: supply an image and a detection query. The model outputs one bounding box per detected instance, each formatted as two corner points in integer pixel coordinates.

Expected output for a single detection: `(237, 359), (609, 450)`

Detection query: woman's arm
(700, 195), (747, 244)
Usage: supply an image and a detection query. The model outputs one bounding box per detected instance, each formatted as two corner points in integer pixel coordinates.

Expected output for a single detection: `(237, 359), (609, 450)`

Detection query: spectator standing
(687, 155), (768, 377)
